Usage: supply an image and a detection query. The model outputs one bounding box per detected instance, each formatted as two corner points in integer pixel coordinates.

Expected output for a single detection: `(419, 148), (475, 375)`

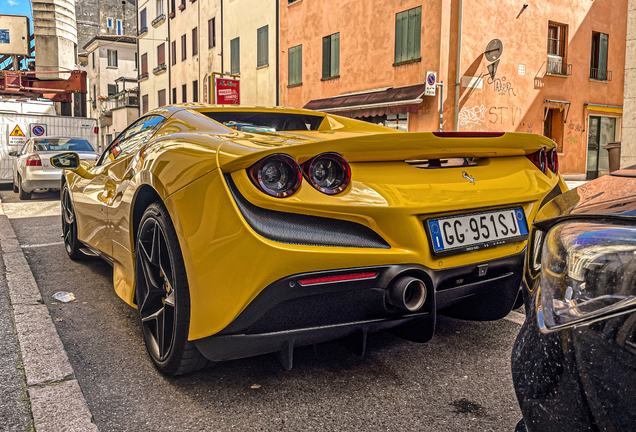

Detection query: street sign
(30, 124), (47, 137)
(8, 123), (26, 146)
(425, 72), (437, 96)
(214, 77), (240, 105)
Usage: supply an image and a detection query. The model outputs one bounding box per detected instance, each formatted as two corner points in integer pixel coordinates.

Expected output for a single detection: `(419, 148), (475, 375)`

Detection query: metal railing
(138, 27), (148, 36)
(590, 68), (612, 81)
(546, 60), (572, 76)
(153, 63), (167, 74)
(139, 72), (149, 80)
(152, 14), (165, 26)
(102, 92), (139, 112)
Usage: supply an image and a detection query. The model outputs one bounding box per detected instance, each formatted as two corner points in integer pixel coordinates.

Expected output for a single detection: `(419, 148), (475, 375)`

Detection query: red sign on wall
(214, 77), (240, 105)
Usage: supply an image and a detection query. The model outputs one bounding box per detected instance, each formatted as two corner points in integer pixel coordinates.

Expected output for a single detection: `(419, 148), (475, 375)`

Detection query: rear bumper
(194, 250), (525, 362)
(23, 170), (61, 192)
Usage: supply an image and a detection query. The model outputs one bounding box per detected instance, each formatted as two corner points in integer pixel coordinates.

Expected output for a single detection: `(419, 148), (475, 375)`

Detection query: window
(107, 49), (118, 67)
(322, 32), (340, 79)
(135, 53), (138, 69)
(395, 6), (421, 64)
(208, 18), (215, 48)
(92, 85), (96, 108)
(140, 9), (147, 30)
(192, 80), (198, 102)
(158, 89), (166, 107)
(182, 84), (187, 103)
(171, 40), (176, 65)
(170, 0), (175, 15)
(107, 18), (113, 28)
(230, 37), (240, 74)
(142, 95), (149, 114)
(107, 84), (118, 95)
(141, 53), (148, 75)
(172, 87), (176, 104)
(157, 43), (165, 65)
(91, 51), (95, 69)
(288, 45), (302, 86)
(257, 25), (268, 67)
(117, 20), (122, 35)
(181, 34), (187, 61)
(102, 116), (164, 164)
(192, 27), (198, 56)
(547, 22), (568, 75)
(591, 31), (609, 80)
(156, 0), (163, 16)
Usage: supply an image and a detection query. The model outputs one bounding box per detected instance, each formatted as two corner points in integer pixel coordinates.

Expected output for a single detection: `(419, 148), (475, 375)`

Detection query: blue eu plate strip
(428, 220), (445, 252)
(515, 208), (529, 236)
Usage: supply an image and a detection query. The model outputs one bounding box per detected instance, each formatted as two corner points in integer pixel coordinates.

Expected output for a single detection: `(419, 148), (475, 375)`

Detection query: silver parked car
(10, 137), (99, 200)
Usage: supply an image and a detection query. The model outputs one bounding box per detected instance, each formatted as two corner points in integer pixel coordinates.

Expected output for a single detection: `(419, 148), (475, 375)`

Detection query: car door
(72, 115), (165, 257)
(14, 140), (30, 182)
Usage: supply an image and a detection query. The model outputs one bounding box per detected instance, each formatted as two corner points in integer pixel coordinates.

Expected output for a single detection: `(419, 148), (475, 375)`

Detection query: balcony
(153, 63), (167, 75)
(138, 27), (148, 37)
(152, 14), (165, 26)
(101, 91), (139, 114)
(546, 59), (572, 76)
(139, 71), (149, 81)
(590, 68), (612, 81)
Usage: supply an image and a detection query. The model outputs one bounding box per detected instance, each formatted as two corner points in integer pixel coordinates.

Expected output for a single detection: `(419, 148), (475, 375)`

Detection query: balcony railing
(152, 14), (166, 26)
(102, 92), (139, 113)
(139, 71), (149, 80)
(546, 60), (572, 76)
(153, 63), (167, 74)
(138, 27), (148, 36)
(590, 68), (612, 81)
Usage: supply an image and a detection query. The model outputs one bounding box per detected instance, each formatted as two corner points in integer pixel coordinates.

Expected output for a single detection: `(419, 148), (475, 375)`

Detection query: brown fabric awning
(303, 83), (427, 118)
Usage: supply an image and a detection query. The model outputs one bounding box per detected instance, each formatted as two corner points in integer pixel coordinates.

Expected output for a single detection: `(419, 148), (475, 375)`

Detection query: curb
(0, 206), (98, 432)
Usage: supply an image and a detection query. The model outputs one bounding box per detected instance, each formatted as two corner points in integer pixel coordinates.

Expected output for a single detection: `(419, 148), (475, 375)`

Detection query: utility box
(0, 15), (29, 56)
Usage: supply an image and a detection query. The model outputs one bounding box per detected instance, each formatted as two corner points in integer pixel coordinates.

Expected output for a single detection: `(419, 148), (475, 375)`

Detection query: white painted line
(503, 310), (526, 326)
(21, 242), (65, 249)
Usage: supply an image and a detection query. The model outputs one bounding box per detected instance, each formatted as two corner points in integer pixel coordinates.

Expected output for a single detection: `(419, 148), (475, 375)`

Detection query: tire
(17, 175), (30, 200)
(135, 202), (208, 376)
(12, 176), (18, 193)
(61, 185), (84, 260)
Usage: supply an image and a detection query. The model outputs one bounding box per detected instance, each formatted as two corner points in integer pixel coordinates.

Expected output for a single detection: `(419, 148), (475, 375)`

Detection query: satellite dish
(485, 39), (504, 62)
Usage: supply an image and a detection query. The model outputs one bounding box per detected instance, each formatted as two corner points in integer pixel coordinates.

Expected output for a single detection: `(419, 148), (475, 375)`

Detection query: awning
(584, 103), (623, 114)
(304, 83), (427, 118)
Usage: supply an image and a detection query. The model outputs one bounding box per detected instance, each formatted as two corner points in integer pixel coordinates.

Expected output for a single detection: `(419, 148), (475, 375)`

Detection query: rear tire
(61, 185), (84, 260)
(135, 202), (208, 376)
(18, 175), (30, 200)
(12, 176), (18, 193)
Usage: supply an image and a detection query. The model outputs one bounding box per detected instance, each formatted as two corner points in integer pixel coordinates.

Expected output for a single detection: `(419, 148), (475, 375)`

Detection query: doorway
(586, 115), (617, 179)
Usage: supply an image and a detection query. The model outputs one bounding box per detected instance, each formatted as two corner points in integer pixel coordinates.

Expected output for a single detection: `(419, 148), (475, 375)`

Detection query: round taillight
(527, 148), (547, 175)
(547, 148), (559, 173)
(304, 153), (351, 195)
(541, 148), (548, 174)
(249, 154), (302, 198)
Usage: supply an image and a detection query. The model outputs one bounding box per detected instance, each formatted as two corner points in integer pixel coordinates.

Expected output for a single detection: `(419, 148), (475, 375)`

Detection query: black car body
(512, 166), (636, 432)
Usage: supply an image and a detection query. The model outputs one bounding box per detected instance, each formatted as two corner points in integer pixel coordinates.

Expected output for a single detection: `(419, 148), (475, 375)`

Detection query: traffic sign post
(425, 72), (437, 96)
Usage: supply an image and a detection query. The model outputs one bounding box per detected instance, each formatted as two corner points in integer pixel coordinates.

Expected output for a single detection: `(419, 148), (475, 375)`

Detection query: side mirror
(50, 152), (95, 179)
(51, 152), (80, 170)
(8, 151), (17, 157)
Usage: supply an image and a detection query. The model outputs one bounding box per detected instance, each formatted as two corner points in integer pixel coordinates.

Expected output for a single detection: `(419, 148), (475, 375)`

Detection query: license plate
(426, 207), (529, 256)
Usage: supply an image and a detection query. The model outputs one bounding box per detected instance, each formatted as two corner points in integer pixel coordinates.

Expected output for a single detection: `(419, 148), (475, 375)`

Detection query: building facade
(84, 36), (139, 151)
(622, 0), (636, 168)
(280, 0), (628, 179)
(138, 0), (169, 113)
(76, 0), (137, 51)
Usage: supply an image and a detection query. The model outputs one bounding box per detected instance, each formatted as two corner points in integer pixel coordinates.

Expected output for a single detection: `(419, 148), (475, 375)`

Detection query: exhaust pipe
(386, 276), (427, 312)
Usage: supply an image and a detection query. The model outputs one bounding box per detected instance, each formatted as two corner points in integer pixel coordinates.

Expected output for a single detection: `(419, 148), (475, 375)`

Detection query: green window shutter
(289, 45), (302, 85)
(599, 33), (608, 80)
(257, 26), (268, 67)
(322, 36), (330, 79)
(297, 46), (302, 84)
(331, 33), (340, 77)
(413, 7), (421, 60)
(395, 11), (404, 63)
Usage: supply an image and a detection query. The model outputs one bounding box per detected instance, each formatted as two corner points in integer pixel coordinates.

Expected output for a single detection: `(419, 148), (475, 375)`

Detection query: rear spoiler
(217, 132), (557, 172)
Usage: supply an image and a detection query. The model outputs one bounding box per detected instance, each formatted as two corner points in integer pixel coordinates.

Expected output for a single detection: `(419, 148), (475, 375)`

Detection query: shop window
(590, 32), (610, 80)
(547, 22), (568, 75)
(322, 33), (339, 79)
(288, 45), (302, 86)
(395, 6), (421, 64)
(230, 37), (240, 74)
(257, 26), (268, 67)
(360, 114), (408, 131)
(543, 108), (563, 153)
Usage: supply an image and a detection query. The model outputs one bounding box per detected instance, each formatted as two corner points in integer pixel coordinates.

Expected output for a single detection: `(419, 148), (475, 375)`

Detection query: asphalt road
(0, 186), (524, 432)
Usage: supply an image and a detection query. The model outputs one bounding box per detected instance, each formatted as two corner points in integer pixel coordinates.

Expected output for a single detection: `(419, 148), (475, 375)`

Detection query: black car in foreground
(512, 166), (636, 432)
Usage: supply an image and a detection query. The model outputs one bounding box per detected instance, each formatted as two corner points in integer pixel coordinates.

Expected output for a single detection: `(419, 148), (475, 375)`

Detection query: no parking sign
(30, 123), (47, 137)
(425, 71), (437, 96)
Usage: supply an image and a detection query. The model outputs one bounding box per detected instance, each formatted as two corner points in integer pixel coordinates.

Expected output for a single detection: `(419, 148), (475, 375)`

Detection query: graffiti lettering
(487, 106), (522, 126)
(458, 105), (488, 127)
(487, 76), (517, 96)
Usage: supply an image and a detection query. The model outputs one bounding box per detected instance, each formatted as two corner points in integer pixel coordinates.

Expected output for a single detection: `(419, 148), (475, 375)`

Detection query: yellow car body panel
(61, 105), (564, 342)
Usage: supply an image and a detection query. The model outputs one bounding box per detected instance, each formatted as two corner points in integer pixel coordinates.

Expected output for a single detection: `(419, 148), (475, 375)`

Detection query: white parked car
(10, 137), (99, 200)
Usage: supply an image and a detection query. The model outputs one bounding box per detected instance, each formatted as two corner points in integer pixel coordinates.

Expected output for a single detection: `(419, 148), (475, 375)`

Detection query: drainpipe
(167, 3), (172, 103)
(453, 0), (463, 131)
(275, 0), (279, 106)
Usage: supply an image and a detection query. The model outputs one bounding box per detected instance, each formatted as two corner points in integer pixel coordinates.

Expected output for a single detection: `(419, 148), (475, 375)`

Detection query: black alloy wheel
(61, 185), (84, 260)
(18, 175), (30, 200)
(135, 202), (208, 376)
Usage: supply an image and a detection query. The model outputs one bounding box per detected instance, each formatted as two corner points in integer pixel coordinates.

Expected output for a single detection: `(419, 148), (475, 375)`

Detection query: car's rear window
(202, 112), (324, 131)
(33, 139), (94, 152)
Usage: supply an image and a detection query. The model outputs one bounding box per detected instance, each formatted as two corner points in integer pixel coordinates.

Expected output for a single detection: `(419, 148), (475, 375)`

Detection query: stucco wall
(622, 0), (636, 168)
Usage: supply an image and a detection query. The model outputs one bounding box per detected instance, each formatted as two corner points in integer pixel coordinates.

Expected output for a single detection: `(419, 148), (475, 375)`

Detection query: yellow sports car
(50, 105), (566, 375)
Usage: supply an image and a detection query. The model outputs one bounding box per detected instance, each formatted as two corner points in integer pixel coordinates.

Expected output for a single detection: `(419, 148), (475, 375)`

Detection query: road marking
(503, 310), (526, 326)
(21, 242), (64, 249)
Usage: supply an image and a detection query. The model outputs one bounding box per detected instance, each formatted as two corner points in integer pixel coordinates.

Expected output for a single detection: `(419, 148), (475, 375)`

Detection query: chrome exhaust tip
(386, 276), (427, 312)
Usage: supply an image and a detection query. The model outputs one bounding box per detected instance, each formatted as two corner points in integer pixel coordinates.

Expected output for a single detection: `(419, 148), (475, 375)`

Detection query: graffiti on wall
(487, 76), (517, 96)
(458, 105), (488, 127)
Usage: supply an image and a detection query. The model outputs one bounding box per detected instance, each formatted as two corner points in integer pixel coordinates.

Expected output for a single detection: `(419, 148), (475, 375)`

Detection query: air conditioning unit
(547, 54), (563, 75)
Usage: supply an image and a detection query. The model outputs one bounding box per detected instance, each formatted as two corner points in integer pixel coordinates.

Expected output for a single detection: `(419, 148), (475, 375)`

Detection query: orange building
(280, 0), (627, 179)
